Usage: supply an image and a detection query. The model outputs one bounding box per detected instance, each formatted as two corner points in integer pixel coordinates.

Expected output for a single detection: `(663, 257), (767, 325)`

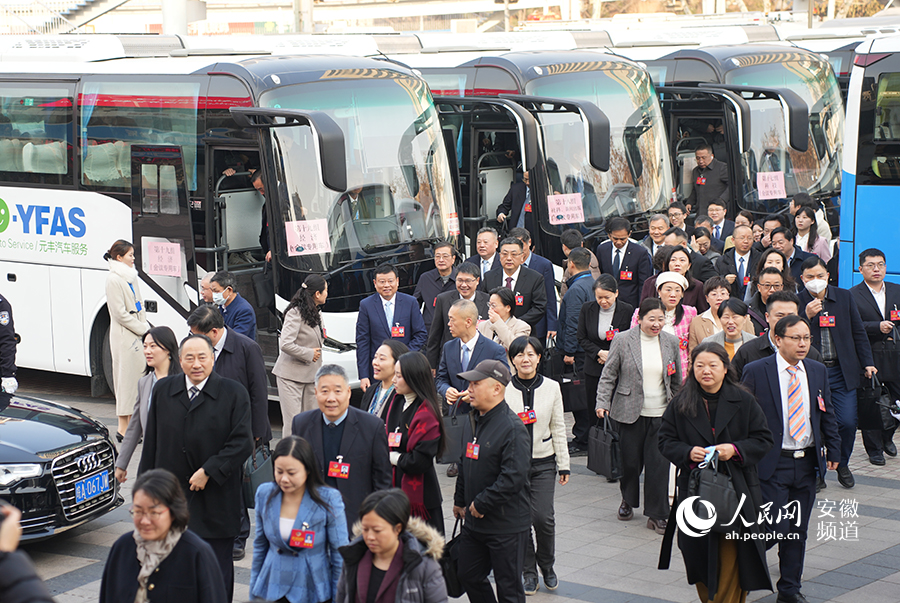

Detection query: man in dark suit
(426, 262), (489, 368)
(741, 315), (840, 603)
(356, 264), (427, 391)
(683, 144), (729, 216)
(139, 334), (253, 603)
(292, 364), (392, 527)
(706, 199), (734, 249)
(641, 214), (668, 261)
(466, 227), (501, 278)
(210, 271), (257, 341)
(717, 224), (759, 300)
(186, 305), (270, 561)
(596, 217), (651, 309)
(850, 248), (900, 465)
(663, 227), (719, 282)
(481, 238), (548, 339)
(771, 227), (814, 283)
(496, 171), (533, 233)
(798, 256), (876, 489)
(413, 240), (457, 330)
(510, 227), (559, 338)
(732, 291), (823, 380)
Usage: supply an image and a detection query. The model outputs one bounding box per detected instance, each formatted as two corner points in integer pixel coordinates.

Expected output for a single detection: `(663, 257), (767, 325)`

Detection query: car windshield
(260, 75), (455, 271)
(726, 56), (844, 211)
(525, 62), (672, 225)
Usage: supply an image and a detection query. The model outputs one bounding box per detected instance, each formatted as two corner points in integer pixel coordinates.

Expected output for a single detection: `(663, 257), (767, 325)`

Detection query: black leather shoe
(776, 592), (809, 603)
(816, 475), (827, 493)
(542, 569), (558, 590)
(232, 542), (245, 561)
(837, 464), (855, 489)
(647, 517), (667, 535)
(885, 440), (898, 457)
(446, 463), (458, 478)
(870, 453), (886, 466)
(567, 442), (588, 457)
(617, 500), (633, 521)
(523, 575), (539, 595)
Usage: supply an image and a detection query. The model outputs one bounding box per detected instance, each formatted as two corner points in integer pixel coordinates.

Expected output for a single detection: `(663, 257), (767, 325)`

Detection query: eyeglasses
(434, 254), (453, 260)
(863, 262), (886, 270)
(758, 283), (783, 291)
(781, 335), (812, 343)
(129, 507), (168, 520)
(499, 251), (521, 258)
(457, 278), (477, 285)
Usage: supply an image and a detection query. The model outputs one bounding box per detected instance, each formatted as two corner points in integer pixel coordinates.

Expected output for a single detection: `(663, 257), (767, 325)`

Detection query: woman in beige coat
(273, 274), (327, 436)
(477, 287), (531, 350)
(104, 239), (149, 440)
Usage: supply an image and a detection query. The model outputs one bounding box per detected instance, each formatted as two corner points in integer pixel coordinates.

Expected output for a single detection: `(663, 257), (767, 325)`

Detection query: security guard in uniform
(0, 294), (17, 394)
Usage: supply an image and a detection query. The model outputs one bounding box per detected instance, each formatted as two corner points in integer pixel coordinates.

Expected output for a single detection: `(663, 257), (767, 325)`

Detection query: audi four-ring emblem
(75, 452), (101, 474)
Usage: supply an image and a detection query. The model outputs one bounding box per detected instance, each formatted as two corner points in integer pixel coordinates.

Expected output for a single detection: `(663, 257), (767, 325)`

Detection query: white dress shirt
(185, 375), (210, 394)
(501, 266), (522, 291)
(460, 331), (480, 366)
(867, 282), (887, 318)
(381, 293), (397, 324)
(213, 327), (228, 361)
(776, 353), (812, 450)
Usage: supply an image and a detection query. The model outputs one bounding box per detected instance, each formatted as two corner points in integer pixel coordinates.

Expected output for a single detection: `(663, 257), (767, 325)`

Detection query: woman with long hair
(634, 271), (697, 381)
(115, 326), (182, 483)
(100, 469), (227, 603)
(356, 340), (410, 419)
(274, 274), (328, 435)
(659, 342), (773, 603)
(794, 205), (832, 263)
(598, 298), (682, 533)
(104, 239), (149, 441)
(505, 336), (570, 594)
(336, 489), (447, 603)
(385, 352), (446, 534)
(250, 436), (348, 603)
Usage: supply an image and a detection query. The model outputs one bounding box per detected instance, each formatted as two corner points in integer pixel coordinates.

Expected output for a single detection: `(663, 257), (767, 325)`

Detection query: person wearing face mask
(798, 256), (876, 490)
(210, 271), (257, 341)
(596, 299), (681, 533)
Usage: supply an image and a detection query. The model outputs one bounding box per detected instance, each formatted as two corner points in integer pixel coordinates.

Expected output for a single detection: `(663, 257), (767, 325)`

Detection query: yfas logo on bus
(0, 199), (86, 238)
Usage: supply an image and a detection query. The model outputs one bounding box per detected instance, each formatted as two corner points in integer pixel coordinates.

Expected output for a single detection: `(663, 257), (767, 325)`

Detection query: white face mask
(804, 279), (828, 295)
(212, 291), (227, 306)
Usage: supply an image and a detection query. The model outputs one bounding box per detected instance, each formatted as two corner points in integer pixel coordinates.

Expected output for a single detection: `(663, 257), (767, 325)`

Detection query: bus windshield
(259, 75), (455, 271)
(525, 63), (672, 225)
(726, 58), (844, 209)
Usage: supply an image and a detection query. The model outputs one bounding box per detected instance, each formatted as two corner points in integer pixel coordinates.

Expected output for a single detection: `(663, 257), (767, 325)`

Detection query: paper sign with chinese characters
(757, 171), (786, 200)
(447, 212), (460, 236)
(547, 193), (584, 225)
(146, 241), (182, 277)
(285, 219), (331, 256)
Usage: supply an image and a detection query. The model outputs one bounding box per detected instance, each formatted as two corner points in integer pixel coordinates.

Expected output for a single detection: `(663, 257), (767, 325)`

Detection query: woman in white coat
(104, 240), (149, 440)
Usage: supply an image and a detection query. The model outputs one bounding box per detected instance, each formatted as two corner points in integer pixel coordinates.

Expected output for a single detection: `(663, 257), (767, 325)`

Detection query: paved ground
(14, 368), (900, 603)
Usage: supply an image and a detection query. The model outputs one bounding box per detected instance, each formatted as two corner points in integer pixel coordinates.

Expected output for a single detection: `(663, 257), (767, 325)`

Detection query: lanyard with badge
(289, 521), (316, 549)
(328, 455), (350, 479)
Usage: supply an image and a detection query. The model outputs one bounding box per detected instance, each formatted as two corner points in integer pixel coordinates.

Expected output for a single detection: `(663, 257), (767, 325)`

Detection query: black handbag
(872, 326), (900, 384)
(440, 518), (466, 598)
(251, 261), (275, 309)
(541, 335), (566, 380)
(687, 450), (739, 533)
(242, 443), (273, 509)
(858, 374), (899, 431)
(587, 416), (622, 479)
(561, 375), (588, 412)
(438, 400), (465, 465)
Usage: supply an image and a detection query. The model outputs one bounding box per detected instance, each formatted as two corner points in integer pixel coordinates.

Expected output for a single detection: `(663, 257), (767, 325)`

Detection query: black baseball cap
(458, 359), (511, 387)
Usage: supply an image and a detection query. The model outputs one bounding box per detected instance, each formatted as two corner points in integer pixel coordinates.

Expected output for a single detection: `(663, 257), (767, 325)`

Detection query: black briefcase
(587, 416), (622, 479)
(440, 519), (466, 598)
(687, 451), (739, 534)
(542, 335), (566, 380)
(872, 326), (900, 384)
(561, 375), (588, 412)
(242, 443), (273, 509)
(251, 262), (275, 309)
(858, 374), (898, 431)
(438, 401), (465, 465)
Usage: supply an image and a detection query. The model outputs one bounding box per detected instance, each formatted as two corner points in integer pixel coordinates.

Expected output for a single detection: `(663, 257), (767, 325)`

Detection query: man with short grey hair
(292, 364), (392, 526)
(642, 213), (669, 259)
(210, 270), (257, 340)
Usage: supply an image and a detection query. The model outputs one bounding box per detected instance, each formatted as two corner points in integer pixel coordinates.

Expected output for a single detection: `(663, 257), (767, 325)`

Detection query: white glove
(389, 451), (400, 466)
(2, 377), (17, 394)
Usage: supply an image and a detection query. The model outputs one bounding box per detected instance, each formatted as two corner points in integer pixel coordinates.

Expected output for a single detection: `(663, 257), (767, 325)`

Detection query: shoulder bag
(242, 442), (273, 509)
(687, 450), (739, 533)
(587, 416), (622, 480)
(440, 518), (466, 598)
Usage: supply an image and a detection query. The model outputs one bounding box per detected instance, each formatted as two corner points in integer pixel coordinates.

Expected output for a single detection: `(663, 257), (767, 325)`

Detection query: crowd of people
(1, 185), (895, 603)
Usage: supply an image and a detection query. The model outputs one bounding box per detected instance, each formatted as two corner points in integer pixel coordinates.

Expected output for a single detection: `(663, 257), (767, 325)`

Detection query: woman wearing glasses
(100, 469), (227, 603)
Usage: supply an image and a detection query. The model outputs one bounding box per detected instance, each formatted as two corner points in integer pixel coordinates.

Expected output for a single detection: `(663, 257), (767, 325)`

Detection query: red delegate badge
(524, 201), (532, 212)
(696, 176), (706, 185)
(819, 315), (836, 328)
(679, 336), (688, 351)
(743, 276), (751, 286)
(388, 430), (402, 448)
(466, 441), (480, 460)
(892, 309), (900, 321)
(515, 295), (524, 306)
(818, 394), (826, 412)
(667, 361), (677, 376)
(606, 329), (618, 341)
(518, 409), (537, 425)
(391, 325), (405, 338)
(620, 271), (633, 281)
(328, 456), (350, 479)
(289, 529), (315, 549)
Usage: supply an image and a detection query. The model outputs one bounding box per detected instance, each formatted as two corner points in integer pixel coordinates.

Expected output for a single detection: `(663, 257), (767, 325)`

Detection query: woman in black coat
(100, 469), (226, 603)
(658, 341), (774, 603)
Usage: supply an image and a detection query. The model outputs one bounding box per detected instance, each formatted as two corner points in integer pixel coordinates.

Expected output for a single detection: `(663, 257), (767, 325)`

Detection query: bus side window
(0, 84), (73, 185)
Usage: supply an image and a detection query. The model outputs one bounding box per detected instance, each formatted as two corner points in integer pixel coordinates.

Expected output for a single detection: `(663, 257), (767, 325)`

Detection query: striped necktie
(786, 366), (807, 442)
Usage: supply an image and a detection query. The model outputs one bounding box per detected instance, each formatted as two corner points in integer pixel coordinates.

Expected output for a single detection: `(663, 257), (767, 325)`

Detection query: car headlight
(0, 464), (42, 486)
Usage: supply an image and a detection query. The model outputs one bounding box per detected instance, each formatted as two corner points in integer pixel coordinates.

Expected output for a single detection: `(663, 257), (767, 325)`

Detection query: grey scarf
(133, 527), (185, 603)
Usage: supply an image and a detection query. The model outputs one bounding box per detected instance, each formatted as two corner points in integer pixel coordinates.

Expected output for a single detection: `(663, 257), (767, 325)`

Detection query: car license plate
(74, 471), (109, 504)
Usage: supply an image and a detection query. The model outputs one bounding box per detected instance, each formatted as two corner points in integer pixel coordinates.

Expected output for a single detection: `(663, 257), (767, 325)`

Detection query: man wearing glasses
(426, 262), (490, 369)
(717, 224), (759, 300)
(747, 268), (787, 335)
(851, 248), (900, 465)
(413, 240), (458, 329)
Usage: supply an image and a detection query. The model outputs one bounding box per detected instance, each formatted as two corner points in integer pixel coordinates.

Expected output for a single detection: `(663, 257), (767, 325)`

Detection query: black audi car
(0, 393), (123, 541)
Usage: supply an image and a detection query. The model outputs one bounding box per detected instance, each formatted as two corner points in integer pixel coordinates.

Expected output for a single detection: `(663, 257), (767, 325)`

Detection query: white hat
(656, 271), (688, 291)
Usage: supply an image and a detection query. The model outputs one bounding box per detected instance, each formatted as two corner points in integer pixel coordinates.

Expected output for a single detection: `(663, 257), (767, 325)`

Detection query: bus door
(129, 145), (199, 326)
(205, 146), (264, 271)
(432, 97), (539, 254)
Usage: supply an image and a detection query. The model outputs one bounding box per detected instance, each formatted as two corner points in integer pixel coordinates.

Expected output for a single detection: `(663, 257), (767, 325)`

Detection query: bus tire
(89, 308), (112, 398)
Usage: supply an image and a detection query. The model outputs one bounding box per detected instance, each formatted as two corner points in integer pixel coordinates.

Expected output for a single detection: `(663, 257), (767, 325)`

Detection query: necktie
(505, 276), (513, 290)
(188, 386), (199, 405)
(612, 248), (621, 277)
(786, 366), (808, 442)
(737, 257), (745, 290)
(517, 188), (529, 228)
(462, 343), (470, 371)
(482, 259), (489, 276)
(385, 301), (393, 329)
(715, 225), (721, 240)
